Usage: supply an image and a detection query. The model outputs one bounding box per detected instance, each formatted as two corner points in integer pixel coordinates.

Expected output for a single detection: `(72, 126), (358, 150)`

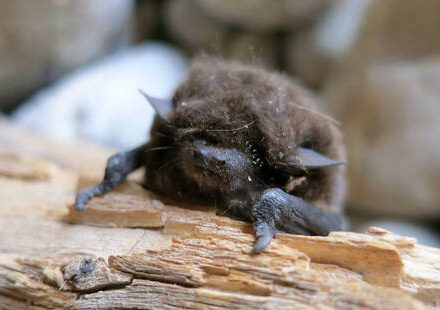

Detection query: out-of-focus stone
(134, 0), (159, 42)
(165, 0), (227, 52)
(342, 0), (440, 67)
(12, 43), (188, 150)
(328, 60), (440, 219)
(165, 0), (277, 69)
(194, 0), (332, 31)
(324, 0), (440, 220)
(225, 33), (277, 70)
(0, 0), (134, 111)
(286, 0), (371, 88)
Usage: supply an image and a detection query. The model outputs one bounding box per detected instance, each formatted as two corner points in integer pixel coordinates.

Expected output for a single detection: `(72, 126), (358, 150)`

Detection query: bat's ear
(295, 147), (346, 169)
(278, 147), (345, 172)
(139, 89), (173, 122)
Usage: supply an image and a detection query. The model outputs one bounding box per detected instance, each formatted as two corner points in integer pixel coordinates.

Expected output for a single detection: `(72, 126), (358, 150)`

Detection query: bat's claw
(252, 222), (275, 253)
(74, 190), (89, 212)
(74, 187), (100, 212)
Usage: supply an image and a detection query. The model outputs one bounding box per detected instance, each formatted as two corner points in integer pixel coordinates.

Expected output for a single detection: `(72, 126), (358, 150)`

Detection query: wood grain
(0, 120), (438, 309)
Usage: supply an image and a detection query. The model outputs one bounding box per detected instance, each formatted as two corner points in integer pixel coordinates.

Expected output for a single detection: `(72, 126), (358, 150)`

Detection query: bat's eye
(196, 138), (208, 146)
(301, 141), (313, 149)
(190, 131), (220, 146)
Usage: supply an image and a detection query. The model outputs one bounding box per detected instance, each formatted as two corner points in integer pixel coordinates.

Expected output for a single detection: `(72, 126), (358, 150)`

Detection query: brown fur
(143, 58), (346, 220)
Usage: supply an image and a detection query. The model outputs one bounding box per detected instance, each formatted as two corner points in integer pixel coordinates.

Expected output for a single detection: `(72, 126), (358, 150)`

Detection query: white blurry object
(13, 43), (188, 150)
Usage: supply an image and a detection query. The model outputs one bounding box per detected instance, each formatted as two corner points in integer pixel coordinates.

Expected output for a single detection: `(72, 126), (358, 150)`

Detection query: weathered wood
(0, 120), (439, 309)
(0, 120), (112, 187)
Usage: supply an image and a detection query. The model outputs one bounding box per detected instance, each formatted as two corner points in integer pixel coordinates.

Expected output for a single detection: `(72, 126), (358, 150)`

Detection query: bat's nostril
(193, 150), (201, 159)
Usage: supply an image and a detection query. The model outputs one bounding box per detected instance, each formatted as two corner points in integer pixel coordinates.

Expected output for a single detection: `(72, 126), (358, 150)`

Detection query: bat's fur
(143, 58), (345, 221)
(75, 57), (346, 252)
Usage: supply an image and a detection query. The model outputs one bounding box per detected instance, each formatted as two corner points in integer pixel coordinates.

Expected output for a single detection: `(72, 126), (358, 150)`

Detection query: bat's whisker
(144, 146), (175, 153)
(205, 120), (255, 132)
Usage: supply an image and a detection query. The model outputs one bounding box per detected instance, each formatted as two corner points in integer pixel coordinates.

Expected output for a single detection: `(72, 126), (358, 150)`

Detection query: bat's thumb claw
(74, 191), (91, 212)
(74, 199), (86, 212)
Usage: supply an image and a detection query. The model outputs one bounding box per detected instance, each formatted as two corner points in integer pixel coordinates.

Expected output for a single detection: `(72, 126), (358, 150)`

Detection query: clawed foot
(251, 188), (344, 253)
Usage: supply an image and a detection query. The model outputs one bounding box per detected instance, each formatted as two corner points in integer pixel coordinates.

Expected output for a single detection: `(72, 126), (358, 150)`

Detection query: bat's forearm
(75, 143), (148, 211)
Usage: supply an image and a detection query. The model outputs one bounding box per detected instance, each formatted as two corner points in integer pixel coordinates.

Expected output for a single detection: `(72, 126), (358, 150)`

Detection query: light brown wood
(0, 120), (439, 309)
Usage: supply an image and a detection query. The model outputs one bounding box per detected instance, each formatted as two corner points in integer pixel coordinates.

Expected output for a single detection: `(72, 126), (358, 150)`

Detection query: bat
(75, 57), (347, 252)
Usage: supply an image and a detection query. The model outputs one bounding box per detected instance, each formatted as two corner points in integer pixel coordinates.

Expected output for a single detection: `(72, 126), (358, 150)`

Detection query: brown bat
(75, 57), (347, 252)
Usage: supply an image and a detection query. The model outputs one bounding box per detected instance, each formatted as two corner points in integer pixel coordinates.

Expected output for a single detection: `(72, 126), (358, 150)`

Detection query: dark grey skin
(75, 59), (347, 253)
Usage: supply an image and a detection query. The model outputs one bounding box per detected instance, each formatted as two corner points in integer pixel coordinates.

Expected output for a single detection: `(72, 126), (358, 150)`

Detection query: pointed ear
(139, 89), (173, 121)
(277, 147), (345, 173)
(295, 147), (346, 169)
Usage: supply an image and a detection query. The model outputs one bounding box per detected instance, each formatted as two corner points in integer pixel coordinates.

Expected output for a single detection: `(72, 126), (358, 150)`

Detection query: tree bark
(0, 120), (439, 309)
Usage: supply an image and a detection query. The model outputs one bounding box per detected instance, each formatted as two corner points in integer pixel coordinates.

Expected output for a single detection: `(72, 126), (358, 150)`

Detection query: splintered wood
(0, 120), (439, 309)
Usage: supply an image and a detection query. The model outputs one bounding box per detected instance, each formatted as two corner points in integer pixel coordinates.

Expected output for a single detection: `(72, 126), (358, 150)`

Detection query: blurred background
(1, 0), (439, 246)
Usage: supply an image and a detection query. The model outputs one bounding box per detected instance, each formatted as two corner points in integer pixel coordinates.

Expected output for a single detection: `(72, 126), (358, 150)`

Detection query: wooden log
(0, 120), (439, 309)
